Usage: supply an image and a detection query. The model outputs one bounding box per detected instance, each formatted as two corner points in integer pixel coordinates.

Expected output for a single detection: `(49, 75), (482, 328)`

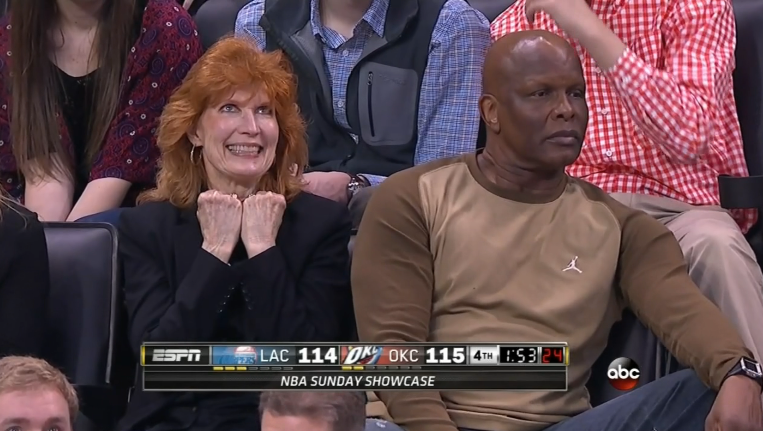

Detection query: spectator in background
(0, 0), (202, 223)
(0, 192), (49, 358)
(352, 31), (763, 431)
(118, 37), (354, 431)
(235, 0), (490, 226)
(260, 391), (399, 431)
(490, 0), (763, 360)
(0, 356), (78, 431)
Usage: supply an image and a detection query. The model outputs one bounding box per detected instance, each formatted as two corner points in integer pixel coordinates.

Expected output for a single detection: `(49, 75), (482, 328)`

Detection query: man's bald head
(483, 30), (582, 95)
(478, 30), (588, 173)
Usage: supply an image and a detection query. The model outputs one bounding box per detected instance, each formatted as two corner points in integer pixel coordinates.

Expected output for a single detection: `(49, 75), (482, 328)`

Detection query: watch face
(741, 359), (763, 377)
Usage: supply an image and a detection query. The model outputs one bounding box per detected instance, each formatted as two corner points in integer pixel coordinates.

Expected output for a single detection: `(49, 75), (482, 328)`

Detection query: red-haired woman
(0, 0), (202, 223)
(117, 37), (354, 430)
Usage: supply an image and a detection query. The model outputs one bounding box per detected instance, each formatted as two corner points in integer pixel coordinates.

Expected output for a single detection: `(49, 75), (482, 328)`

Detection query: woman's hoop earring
(190, 146), (201, 165)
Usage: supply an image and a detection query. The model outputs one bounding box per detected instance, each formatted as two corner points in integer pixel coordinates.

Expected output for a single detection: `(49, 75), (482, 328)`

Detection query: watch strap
(347, 174), (369, 199)
(724, 357), (763, 389)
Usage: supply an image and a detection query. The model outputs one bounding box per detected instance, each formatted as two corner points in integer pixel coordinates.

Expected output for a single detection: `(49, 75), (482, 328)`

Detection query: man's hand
(525, 0), (626, 71)
(302, 172), (352, 204)
(706, 376), (763, 430)
(525, 0), (597, 32)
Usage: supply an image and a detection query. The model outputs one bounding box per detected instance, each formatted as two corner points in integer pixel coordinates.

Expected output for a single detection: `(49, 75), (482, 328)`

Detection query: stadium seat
(719, 0), (763, 264)
(193, 0), (251, 50)
(40, 223), (133, 431)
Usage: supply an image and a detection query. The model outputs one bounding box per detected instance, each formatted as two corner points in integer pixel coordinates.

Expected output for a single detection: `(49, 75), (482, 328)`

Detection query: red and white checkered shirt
(491, 0), (757, 233)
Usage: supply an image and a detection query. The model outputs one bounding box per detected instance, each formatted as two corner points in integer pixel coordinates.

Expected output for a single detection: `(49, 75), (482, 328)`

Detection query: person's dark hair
(9, 0), (139, 181)
(259, 391), (365, 431)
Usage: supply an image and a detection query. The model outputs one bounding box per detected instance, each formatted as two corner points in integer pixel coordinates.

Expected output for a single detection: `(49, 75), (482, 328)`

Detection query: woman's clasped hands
(197, 190), (286, 261)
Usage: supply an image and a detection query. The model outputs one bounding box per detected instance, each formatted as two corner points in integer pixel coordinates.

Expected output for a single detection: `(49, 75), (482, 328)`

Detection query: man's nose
(552, 95), (575, 121)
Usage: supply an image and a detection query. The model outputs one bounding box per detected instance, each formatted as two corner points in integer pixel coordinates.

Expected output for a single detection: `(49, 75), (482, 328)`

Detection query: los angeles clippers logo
(342, 346), (383, 365)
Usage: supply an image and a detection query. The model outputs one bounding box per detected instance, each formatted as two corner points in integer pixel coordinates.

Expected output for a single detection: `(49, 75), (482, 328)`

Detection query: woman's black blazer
(117, 191), (354, 429)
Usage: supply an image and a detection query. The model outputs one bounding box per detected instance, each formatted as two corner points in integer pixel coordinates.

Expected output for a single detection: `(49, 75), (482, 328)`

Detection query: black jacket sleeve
(239, 207), (352, 341)
(119, 209), (240, 354)
(0, 205), (49, 357)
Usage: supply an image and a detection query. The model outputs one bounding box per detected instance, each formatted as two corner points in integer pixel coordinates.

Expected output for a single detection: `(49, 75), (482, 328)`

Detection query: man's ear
(479, 94), (500, 134)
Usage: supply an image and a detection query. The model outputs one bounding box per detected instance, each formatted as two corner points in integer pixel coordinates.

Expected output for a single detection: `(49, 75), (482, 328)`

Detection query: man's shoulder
(433, 0), (490, 32)
(238, 0), (266, 22)
(383, 155), (471, 190)
(438, 0), (487, 18)
(371, 155), (472, 212)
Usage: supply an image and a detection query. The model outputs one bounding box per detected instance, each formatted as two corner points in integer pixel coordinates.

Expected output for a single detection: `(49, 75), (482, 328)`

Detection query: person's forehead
(507, 41), (579, 77)
(261, 412), (332, 431)
(0, 389), (70, 423)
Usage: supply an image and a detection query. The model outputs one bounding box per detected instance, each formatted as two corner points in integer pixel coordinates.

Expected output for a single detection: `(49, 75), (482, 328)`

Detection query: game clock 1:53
(500, 346), (566, 364)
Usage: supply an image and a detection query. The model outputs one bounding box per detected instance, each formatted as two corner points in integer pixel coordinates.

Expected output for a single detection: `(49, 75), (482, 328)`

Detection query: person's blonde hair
(0, 356), (79, 422)
(259, 391), (366, 431)
(138, 36), (308, 208)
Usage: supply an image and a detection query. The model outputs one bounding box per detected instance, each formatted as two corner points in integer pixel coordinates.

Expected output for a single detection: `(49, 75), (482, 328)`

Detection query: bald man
(351, 31), (763, 431)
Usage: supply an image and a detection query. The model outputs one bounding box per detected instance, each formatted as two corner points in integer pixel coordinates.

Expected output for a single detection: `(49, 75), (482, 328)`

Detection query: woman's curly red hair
(139, 36), (307, 208)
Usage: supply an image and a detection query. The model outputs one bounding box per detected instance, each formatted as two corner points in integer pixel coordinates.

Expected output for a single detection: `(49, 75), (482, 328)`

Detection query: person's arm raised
(119, 199), (241, 355)
(351, 173), (458, 431)
(239, 193), (353, 342)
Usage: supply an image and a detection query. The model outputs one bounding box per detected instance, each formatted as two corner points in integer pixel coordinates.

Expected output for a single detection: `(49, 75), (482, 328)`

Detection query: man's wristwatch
(347, 174), (369, 199)
(724, 357), (763, 389)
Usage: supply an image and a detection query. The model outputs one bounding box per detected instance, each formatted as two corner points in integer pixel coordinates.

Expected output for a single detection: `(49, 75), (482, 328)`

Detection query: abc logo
(606, 357), (640, 391)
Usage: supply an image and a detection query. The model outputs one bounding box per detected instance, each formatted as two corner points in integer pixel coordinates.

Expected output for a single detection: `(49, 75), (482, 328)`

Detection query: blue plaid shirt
(235, 0), (490, 185)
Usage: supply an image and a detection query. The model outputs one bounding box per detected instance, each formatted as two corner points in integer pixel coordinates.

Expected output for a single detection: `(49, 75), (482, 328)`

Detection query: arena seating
(40, 223), (132, 431)
(194, 0), (251, 50)
(28, 1), (760, 429)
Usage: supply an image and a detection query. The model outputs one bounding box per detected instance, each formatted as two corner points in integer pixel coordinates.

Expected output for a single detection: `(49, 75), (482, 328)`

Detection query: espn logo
(143, 346), (210, 365)
(340, 346), (383, 365)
